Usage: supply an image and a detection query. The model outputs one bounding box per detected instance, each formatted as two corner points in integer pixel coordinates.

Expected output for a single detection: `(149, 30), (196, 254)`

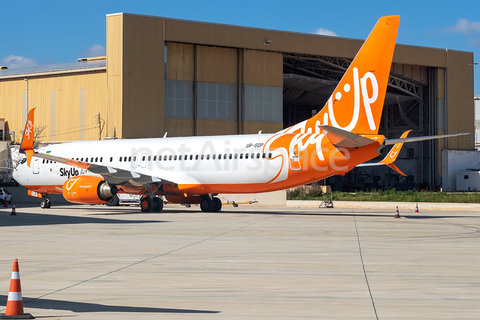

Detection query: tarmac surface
(0, 203), (478, 319)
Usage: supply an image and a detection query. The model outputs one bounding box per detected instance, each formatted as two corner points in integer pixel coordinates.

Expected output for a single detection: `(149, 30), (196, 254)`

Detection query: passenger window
(148, 156), (151, 161)
(206, 155), (210, 160)
(196, 155), (199, 160)
(142, 156), (145, 161)
(119, 157), (122, 162)
(100, 157), (103, 162)
(190, 155), (193, 160)
(257, 153), (260, 159)
(42, 159), (45, 164)
(133, 156), (137, 161)
(218, 154), (222, 160)
(201, 155), (204, 160)
(153, 156), (156, 161)
(95, 157), (98, 162)
(110, 157), (113, 162)
(128, 156), (131, 162)
(212, 154), (216, 160)
(262, 153), (266, 159)
(184, 155), (188, 160)
(174, 155), (177, 161)
(169, 155), (172, 161)
(251, 153), (254, 159)
(234, 154), (238, 159)
(245, 153), (249, 159)
(229, 154), (233, 159)
(269, 153), (272, 158)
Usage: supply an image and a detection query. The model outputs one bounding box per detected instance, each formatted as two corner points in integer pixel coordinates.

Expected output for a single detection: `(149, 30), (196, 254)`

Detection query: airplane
(14, 128), (411, 209)
(13, 15), (466, 212)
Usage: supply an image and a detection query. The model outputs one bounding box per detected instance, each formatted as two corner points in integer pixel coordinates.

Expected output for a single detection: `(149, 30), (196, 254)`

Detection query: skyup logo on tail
(326, 68), (378, 132)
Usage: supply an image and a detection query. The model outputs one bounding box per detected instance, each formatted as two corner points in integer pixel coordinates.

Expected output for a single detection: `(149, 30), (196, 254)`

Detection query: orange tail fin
(19, 108), (36, 166)
(293, 16), (400, 135)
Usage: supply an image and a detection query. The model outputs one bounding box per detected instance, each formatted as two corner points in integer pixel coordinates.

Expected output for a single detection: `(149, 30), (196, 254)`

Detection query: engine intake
(63, 175), (117, 204)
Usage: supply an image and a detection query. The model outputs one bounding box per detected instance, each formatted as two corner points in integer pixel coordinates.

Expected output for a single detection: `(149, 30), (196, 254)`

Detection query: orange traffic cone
(415, 203), (419, 213)
(1, 259), (34, 319)
(10, 204), (16, 216)
(394, 206), (400, 218)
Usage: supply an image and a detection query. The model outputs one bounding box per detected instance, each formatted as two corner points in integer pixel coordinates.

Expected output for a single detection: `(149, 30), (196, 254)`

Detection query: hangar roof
(0, 59), (106, 80)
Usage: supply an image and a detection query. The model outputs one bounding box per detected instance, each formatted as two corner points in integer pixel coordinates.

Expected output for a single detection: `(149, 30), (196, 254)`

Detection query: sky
(2, 0), (480, 94)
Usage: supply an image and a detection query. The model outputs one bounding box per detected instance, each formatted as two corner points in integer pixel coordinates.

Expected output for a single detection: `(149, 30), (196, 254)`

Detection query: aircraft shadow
(217, 210), (476, 220)
(0, 211), (166, 228)
(0, 295), (219, 314)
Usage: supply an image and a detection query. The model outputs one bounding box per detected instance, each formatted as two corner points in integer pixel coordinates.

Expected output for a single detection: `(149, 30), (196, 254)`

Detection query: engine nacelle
(63, 175), (117, 204)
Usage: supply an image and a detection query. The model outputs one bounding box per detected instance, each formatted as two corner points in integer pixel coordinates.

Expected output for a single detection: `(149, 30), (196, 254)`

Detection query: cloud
(442, 18), (480, 34)
(314, 28), (337, 37)
(79, 44), (106, 58)
(0, 55), (37, 69)
(469, 37), (480, 46)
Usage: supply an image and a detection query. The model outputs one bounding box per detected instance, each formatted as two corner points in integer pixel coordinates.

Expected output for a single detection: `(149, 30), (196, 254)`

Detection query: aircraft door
(289, 141), (302, 171)
(32, 158), (40, 174)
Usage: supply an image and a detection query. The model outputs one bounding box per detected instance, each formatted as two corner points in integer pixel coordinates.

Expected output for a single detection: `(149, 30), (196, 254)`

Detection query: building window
(164, 80), (194, 118)
(197, 82), (237, 120)
(244, 85), (282, 122)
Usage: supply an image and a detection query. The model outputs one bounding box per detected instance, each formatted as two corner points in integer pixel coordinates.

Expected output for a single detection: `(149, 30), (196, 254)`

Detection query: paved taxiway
(0, 204), (479, 319)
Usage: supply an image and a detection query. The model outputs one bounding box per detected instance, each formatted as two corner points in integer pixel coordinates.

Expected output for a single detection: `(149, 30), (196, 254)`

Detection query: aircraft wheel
(212, 197), (222, 212)
(153, 197), (164, 213)
(106, 195), (120, 206)
(40, 199), (46, 209)
(140, 196), (154, 212)
(200, 198), (213, 212)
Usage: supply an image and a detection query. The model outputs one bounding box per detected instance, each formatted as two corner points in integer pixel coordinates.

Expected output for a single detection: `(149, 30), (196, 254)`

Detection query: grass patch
(287, 189), (480, 203)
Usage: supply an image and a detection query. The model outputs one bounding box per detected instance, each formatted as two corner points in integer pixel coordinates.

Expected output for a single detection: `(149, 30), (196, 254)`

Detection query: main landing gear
(140, 195), (164, 213)
(200, 196), (222, 212)
(40, 197), (51, 209)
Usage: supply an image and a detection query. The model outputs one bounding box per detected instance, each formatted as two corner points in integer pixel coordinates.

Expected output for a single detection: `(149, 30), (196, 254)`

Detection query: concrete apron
(287, 200), (480, 212)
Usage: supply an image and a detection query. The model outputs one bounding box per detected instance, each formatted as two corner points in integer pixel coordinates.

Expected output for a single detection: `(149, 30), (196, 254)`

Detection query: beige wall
(166, 43), (194, 81)
(0, 79), (25, 139)
(445, 50), (474, 150)
(107, 13), (165, 139)
(244, 50), (283, 87)
(0, 72), (107, 143)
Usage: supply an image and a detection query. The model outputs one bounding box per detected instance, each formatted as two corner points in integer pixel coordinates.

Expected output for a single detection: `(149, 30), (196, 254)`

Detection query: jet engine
(62, 175), (117, 204)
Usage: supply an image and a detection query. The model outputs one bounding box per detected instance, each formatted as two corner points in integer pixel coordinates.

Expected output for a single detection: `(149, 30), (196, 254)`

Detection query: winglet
(19, 108), (36, 167)
(379, 130), (411, 176)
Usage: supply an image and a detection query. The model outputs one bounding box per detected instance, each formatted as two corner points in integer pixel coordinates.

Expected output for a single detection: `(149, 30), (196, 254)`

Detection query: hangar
(0, 13), (475, 191)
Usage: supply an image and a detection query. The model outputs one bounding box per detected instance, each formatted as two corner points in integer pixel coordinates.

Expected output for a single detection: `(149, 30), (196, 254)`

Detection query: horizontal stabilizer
(385, 133), (469, 145)
(318, 125), (377, 148)
(357, 129), (411, 176)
